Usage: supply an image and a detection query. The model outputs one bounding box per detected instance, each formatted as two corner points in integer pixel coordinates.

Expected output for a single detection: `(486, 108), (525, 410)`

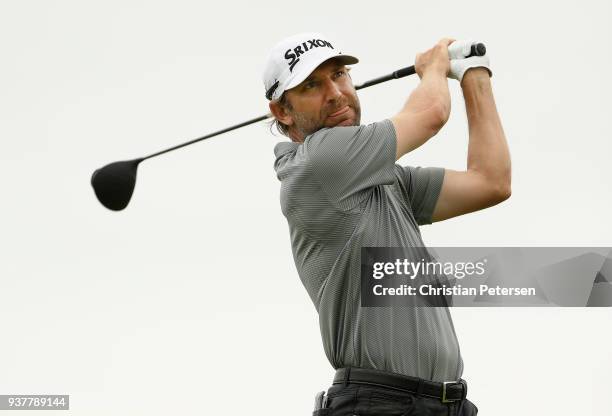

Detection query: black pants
(313, 382), (478, 416)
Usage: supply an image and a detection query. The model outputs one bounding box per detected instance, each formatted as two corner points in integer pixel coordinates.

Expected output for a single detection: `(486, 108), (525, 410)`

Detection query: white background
(1, 0), (611, 414)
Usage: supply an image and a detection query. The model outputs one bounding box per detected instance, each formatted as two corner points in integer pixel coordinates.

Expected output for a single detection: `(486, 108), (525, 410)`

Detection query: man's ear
(269, 100), (294, 127)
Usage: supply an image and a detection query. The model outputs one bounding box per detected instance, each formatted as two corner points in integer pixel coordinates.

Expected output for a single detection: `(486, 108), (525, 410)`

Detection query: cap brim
(283, 54), (359, 92)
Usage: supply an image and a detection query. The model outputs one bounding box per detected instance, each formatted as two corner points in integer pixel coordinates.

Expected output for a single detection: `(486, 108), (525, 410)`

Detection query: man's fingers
(438, 38), (456, 47)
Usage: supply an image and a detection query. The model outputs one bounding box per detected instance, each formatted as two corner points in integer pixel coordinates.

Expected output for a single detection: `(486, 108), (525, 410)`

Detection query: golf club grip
(355, 42), (486, 90)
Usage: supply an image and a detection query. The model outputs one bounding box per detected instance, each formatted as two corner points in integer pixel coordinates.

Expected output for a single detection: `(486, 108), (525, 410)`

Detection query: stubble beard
(291, 93), (362, 140)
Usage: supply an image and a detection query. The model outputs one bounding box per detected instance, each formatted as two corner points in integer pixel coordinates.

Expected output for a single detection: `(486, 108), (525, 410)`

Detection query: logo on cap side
(265, 80), (279, 101)
(284, 39), (334, 72)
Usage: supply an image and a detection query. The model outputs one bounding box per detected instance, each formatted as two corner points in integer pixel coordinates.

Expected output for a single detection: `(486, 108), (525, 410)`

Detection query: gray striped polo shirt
(273, 119), (463, 382)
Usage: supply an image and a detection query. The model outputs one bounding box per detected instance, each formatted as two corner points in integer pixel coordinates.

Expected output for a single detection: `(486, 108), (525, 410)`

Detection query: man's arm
(391, 38), (454, 160)
(431, 68), (511, 222)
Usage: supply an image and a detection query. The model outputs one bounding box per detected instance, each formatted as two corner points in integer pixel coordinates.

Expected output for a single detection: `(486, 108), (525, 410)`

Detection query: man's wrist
(460, 68), (491, 89)
(423, 65), (449, 79)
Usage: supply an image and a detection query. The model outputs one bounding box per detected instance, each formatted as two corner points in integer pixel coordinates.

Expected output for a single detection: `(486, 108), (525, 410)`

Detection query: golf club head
(91, 158), (143, 211)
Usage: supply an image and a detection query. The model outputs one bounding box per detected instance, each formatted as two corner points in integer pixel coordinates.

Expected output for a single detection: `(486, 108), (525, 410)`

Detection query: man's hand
(415, 38), (455, 79)
(448, 39), (493, 85)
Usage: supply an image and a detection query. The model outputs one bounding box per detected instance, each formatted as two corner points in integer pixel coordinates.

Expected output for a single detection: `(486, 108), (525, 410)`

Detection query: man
(264, 32), (510, 416)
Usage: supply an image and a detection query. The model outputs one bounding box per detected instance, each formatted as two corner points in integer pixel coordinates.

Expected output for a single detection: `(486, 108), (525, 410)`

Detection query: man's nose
(323, 79), (342, 102)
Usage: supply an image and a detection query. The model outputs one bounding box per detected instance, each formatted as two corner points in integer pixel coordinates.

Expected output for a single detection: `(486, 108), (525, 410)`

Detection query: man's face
(277, 58), (361, 141)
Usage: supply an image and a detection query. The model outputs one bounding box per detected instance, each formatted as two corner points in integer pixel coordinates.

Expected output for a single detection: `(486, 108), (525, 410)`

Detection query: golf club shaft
(143, 42), (485, 161)
(144, 114), (270, 160)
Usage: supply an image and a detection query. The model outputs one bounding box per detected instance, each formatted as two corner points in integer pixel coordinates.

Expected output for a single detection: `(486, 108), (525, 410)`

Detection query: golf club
(91, 43), (486, 211)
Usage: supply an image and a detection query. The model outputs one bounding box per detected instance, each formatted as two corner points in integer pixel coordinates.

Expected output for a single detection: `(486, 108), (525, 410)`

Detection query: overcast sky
(1, 1), (611, 415)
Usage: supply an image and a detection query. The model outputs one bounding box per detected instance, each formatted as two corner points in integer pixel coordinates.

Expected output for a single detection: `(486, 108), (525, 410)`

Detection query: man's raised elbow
(491, 182), (512, 204)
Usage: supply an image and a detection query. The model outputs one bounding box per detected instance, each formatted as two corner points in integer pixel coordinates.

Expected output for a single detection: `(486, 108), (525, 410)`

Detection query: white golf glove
(448, 40), (492, 83)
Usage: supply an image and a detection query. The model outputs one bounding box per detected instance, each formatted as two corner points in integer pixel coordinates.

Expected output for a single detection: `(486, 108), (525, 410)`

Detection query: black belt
(333, 367), (467, 403)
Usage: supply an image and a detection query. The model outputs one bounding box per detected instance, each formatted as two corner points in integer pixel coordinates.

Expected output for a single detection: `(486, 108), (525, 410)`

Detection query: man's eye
(335, 70), (346, 78)
(304, 81), (317, 89)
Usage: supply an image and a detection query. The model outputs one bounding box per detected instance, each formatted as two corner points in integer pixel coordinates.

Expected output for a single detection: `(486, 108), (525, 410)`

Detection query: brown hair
(268, 92), (292, 137)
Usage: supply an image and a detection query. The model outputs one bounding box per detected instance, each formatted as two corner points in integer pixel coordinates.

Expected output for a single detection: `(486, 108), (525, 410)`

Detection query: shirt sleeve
(305, 119), (397, 209)
(399, 165), (445, 225)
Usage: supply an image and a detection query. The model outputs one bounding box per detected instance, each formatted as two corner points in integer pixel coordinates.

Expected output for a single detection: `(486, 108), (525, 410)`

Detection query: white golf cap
(263, 32), (359, 101)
